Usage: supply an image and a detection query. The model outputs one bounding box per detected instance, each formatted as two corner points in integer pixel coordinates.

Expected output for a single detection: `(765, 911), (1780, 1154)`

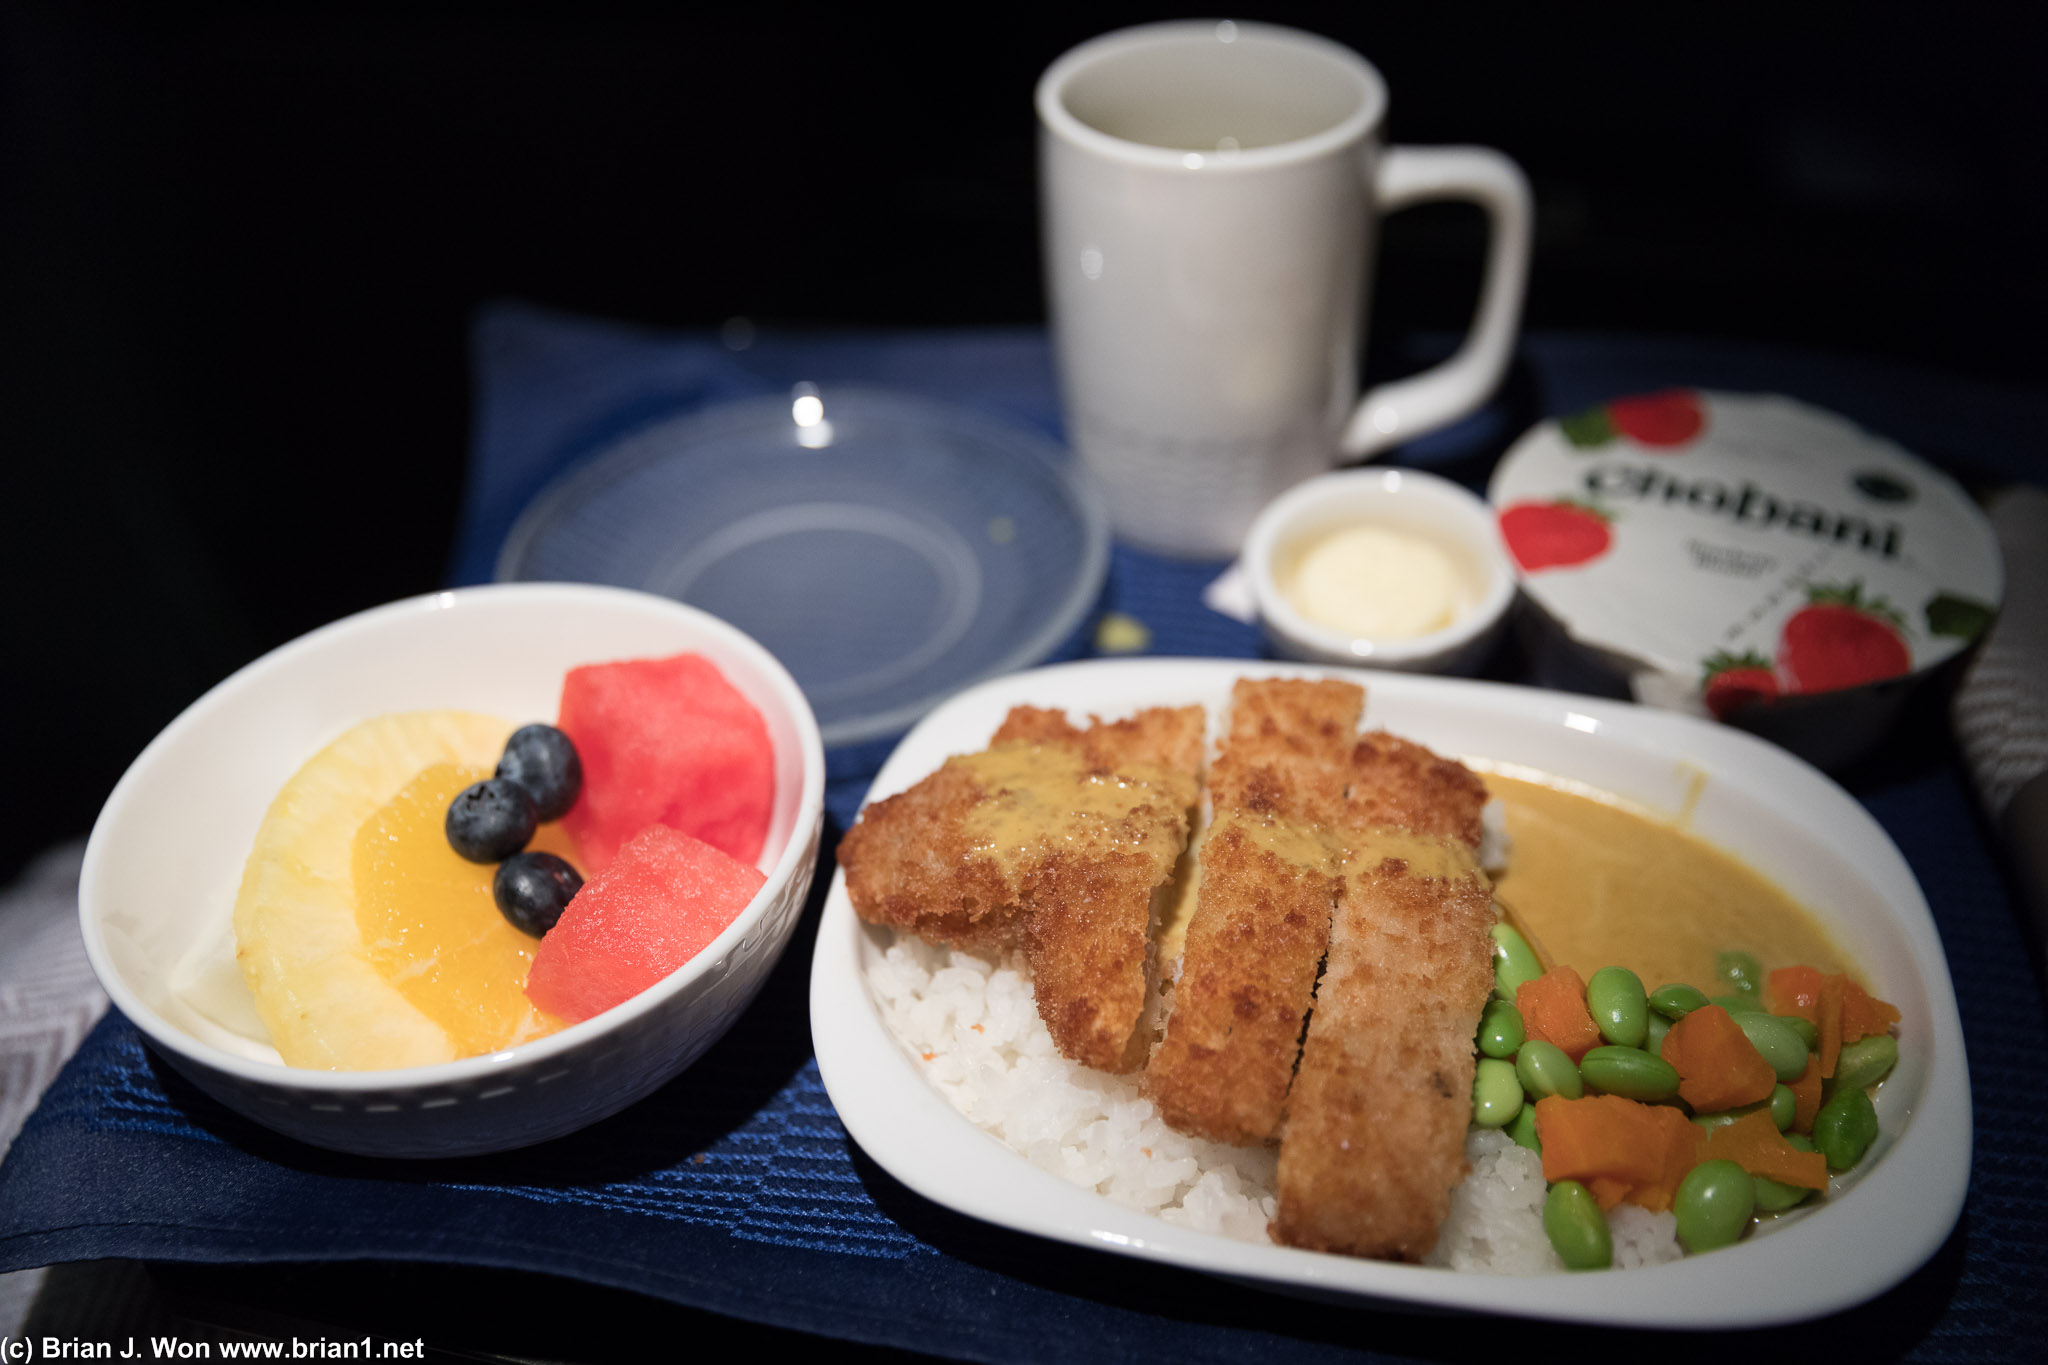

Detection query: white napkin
(1202, 562), (1259, 624)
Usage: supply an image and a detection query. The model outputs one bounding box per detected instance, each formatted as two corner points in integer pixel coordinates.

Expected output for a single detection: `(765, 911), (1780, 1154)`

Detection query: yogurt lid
(1489, 390), (2002, 716)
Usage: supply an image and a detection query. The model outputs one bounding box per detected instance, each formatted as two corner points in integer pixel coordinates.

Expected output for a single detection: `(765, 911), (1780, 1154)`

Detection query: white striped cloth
(1952, 486), (2048, 821)
(0, 841), (108, 1335)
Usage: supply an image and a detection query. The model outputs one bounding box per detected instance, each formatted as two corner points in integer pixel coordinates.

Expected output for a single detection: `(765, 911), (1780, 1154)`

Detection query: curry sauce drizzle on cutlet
(1270, 731), (1497, 1262)
(838, 704), (1203, 1072)
(1143, 678), (1363, 1145)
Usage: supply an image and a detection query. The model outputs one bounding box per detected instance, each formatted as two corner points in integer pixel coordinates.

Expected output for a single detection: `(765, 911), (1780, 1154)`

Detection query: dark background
(4, 2), (2044, 881)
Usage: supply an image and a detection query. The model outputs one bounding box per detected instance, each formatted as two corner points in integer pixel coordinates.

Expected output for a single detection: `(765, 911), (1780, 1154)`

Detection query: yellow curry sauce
(1480, 771), (1849, 991)
(1156, 809), (1482, 965)
(951, 743), (1198, 873)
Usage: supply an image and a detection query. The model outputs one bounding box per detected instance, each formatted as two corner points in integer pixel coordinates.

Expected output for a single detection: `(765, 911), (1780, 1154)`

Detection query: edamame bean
(1778, 1014), (1818, 1050)
(1478, 1000), (1525, 1059)
(1814, 1087), (1879, 1171)
(1472, 1058), (1523, 1128)
(1543, 1180), (1613, 1270)
(1648, 983), (1709, 1020)
(1735, 1012), (1811, 1082)
(1579, 1045), (1681, 1102)
(1509, 1102), (1542, 1154)
(1644, 1012), (1671, 1055)
(1674, 1158), (1756, 1253)
(1515, 1039), (1583, 1101)
(1752, 1172), (1812, 1213)
(1715, 950), (1764, 997)
(1711, 993), (1767, 1015)
(1833, 1034), (1899, 1093)
(1587, 966), (1649, 1048)
(1492, 923), (1543, 1001)
(1694, 1090), (1789, 1131)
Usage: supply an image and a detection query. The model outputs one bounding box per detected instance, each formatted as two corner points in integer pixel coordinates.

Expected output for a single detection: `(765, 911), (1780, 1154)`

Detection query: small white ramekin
(1243, 467), (1515, 674)
(80, 583), (825, 1158)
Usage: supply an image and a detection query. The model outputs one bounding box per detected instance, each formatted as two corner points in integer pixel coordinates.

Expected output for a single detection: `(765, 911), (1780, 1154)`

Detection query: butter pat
(1278, 524), (1472, 639)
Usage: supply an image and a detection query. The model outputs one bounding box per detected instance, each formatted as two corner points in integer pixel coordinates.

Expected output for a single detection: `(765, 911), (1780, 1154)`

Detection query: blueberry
(445, 778), (537, 863)
(496, 724), (583, 822)
(493, 851), (583, 936)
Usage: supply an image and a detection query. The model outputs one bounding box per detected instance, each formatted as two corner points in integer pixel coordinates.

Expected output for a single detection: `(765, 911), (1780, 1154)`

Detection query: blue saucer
(496, 388), (1109, 746)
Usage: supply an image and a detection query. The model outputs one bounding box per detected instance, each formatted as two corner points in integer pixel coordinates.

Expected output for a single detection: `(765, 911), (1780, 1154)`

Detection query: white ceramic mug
(1038, 20), (1532, 557)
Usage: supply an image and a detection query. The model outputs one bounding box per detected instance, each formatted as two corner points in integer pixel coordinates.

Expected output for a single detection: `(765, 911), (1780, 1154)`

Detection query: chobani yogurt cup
(1489, 390), (2002, 768)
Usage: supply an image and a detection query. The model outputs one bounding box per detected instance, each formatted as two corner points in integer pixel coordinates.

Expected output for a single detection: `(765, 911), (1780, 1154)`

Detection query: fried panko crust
(1271, 732), (1495, 1261)
(1223, 678), (1359, 763)
(992, 704), (1207, 776)
(1341, 730), (1489, 849)
(837, 760), (1022, 951)
(839, 704), (1204, 1071)
(1204, 681), (1360, 825)
(1271, 845), (1495, 1260)
(1021, 844), (1180, 1073)
(1145, 679), (1362, 1144)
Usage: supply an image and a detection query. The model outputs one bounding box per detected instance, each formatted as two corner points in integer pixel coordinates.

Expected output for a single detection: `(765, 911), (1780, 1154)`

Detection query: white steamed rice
(866, 933), (1684, 1273)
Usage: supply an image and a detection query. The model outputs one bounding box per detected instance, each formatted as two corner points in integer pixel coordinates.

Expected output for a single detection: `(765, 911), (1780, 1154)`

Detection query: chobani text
(1583, 464), (1902, 559)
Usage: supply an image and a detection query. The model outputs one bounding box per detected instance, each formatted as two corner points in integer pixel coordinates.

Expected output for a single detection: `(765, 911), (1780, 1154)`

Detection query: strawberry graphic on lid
(1776, 581), (1912, 695)
(1558, 389), (1706, 450)
(1608, 390), (1705, 446)
(1499, 499), (1612, 572)
(1700, 650), (1780, 719)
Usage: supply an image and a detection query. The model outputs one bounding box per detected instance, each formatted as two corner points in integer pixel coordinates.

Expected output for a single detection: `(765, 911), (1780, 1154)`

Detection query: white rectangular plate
(808, 659), (1969, 1328)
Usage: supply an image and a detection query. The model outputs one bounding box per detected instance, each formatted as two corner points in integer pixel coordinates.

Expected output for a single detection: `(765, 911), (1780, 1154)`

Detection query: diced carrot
(1701, 1110), (1829, 1190)
(1587, 1176), (1631, 1211)
(1537, 1094), (1665, 1190)
(1818, 973), (1846, 1079)
(1766, 965), (1824, 1024)
(1517, 966), (1603, 1062)
(1533, 1093), (1713, 1212)
(1789, 1053), (1823, 1134)
(1535, 1094), (1706, 1212)
(1634, 1104), (1707, 1212)
(1839, 980), (1901, 1043)
(1661, 1004), (1777, 1112)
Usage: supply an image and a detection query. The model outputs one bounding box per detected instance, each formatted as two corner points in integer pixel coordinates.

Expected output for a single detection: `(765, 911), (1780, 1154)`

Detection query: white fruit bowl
(79, 583), (826, 1158)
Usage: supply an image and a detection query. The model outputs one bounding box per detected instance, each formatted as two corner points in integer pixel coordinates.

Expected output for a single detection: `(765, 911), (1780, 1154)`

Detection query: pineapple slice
(233, 710), (514, 1070)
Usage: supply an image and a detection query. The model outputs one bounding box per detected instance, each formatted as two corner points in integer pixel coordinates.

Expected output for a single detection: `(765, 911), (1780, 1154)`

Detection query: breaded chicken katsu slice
(1338, 729), (1488, 850)
(839, 704), (1203, 1071)
(1272, 731), (1496, 1262)
(988, 704), (1206, 776)
(1145, 678), (1362, 1145)
(1201, 677), (1361, 818)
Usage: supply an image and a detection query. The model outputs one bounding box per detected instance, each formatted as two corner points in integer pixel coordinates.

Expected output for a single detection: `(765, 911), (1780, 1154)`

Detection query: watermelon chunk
(525, 824), (767, 1024)
(559, 652), (774, 874)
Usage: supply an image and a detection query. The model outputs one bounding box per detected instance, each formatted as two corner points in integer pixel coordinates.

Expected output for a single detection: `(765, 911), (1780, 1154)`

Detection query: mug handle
(1339, 146), (1533, 458)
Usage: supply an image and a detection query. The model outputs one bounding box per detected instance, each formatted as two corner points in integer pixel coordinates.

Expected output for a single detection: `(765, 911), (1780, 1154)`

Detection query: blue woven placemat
(3, 309), (2044, 1361)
